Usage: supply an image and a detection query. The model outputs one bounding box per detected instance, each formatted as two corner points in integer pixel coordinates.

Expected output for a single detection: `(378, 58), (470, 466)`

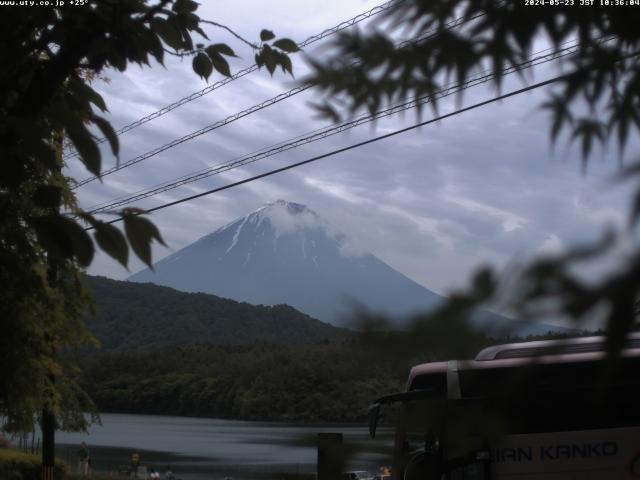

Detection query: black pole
(42, 130), (62, 480)
(41, 407), (55, 480)
(42, 256), (57, 480)
(317, 432), (343, 480)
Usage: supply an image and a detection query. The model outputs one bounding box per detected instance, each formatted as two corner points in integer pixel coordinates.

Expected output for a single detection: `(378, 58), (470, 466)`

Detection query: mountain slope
(129, 200), (443, 326)
(85, 275), (348, 350)
(128, 200), (576, 336)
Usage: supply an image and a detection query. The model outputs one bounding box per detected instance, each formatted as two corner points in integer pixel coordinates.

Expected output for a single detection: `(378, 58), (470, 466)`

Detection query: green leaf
(209, 52), (230, 77)
(192, 52), (213, 80)
(193, 25), (209, 40)
(122, 213), (167, 269)
(141, 27), (165, 65)
(92, 115), (119, 156)
(31, 140), (59, 170)
(33, 185), (62, 209)
(273, 38), (299, 53)
(64, 117), (101, 177)
(571, 119), (605, 161)
(30, 215), (94, 267)
(176, 11), (200, 31)
(472, 267), (495, 300)
(77, 211), (98, 227)
(309, 102), (341, 123)
(110, 53), (127, 72)
(541, 93), (573, 146)
(206, 43), (237, 58)
(262, 45), (276, 75)
(93, 221), (128, 268)
(172, 0), (198, 13)
(179, 21), (195, 51)
(69, 77), (108, 112)
(255, 52), (264, 68)
(62, 217), (95, 267)
(260, 29), (275, 42)
(86, 88), (108, 113)
(31, 216), (71, 260)
(279, 52), (293, 76)
(151, 18), (183, 51)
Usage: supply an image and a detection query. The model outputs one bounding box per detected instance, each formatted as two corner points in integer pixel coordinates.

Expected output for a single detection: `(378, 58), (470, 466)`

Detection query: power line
(74, 10), (488, 189)
(74, 84), (311, 188)
(86, 73), (568, 231)
(63, 0), (404, 161)
(73, 14), (482, 190)
(84, 41), (582, 215)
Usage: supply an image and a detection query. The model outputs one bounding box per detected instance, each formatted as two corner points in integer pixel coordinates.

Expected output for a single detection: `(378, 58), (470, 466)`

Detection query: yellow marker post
(42, 465), (54, 480)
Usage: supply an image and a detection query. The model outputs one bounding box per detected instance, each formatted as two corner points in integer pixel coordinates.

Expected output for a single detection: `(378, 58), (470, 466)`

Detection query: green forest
(75, 276), (584, 423)
(77, 334), (583, 423)
(85, 276), (348, 349)
(78, 342), (406, 422)
(79, 277), (403, 422)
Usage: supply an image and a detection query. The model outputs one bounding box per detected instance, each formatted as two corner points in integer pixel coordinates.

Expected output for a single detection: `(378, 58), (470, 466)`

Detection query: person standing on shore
(164, 466), (175, 479)
(131, 452), (140, 478)
(77, 442), (90, 477)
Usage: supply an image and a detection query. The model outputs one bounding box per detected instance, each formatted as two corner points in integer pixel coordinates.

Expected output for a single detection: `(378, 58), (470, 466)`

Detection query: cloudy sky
(70, 0), (638, 299)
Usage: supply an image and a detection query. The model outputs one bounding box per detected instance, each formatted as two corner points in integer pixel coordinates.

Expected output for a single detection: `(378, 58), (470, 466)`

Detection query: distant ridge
(85, 275), (348, 350)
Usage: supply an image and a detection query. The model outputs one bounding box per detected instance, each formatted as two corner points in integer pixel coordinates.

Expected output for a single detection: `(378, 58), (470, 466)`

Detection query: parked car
(341, 471), (373, 480)
(373, 475), (392, 480)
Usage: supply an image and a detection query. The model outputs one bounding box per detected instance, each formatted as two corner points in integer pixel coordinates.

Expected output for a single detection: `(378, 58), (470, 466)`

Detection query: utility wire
(86, 73), (568, 230)
(63, 0), (404, 161)
(74, 84), (311, 188)
(73, 10), (486, 189)
(84, 41), (582, 214)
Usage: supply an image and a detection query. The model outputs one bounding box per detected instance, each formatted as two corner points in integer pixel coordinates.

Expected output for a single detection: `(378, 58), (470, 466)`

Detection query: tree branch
(199, 20), (259, 50)
(163, 47), (196, 58)
(139, 0), (172, 24)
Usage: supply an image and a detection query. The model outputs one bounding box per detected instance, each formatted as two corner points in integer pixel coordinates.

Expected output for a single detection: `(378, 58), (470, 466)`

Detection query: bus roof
(474, 332), (640, 361)
(407, 333), (640, 393)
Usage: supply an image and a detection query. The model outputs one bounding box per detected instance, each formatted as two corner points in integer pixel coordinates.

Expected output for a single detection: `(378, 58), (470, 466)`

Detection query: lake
(55, 413), (393, 479)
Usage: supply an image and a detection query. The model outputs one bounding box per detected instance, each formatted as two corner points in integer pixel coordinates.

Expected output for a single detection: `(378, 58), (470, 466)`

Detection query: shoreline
(57, 443), (380, 480)
(90, 410), (371, 427)
(55, 413), (392, 480)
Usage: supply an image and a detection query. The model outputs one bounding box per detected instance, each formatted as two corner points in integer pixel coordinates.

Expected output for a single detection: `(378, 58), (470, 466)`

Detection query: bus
(367, 333), (640, 479)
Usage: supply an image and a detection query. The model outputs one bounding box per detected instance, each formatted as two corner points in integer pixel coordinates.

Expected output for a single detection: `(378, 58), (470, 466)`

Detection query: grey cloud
(82, 2), (639, 296)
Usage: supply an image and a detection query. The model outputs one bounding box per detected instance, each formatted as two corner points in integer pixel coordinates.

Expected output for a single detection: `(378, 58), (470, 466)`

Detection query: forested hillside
(78, 332), (579, 422)
(80, 343), (407, 422)
(80, 276), (585, 422)
(85, 276), (348, 349)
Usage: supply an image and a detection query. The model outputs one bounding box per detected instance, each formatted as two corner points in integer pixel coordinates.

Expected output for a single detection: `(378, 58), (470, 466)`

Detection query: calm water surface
(56, 413), (392, 479)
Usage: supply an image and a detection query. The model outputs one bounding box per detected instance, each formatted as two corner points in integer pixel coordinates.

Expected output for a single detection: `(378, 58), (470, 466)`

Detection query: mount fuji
(128, 200), (444, 326)
(128, 200), (575, 335)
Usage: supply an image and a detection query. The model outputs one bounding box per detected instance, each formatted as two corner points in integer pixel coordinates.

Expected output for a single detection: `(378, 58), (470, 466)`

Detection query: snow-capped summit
(128, 200), (443, 325)
(240, 200), (323, 240)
